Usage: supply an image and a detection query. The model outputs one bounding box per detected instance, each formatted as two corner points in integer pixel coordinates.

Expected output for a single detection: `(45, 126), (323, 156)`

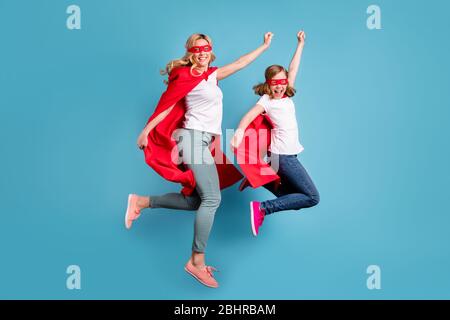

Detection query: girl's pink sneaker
(125, 194), (141, 229)
(250, 201), (265, 236)
(184, 260), (219, 288)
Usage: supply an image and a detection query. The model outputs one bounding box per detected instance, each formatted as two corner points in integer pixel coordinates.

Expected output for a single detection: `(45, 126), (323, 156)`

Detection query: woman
(125, 32), (273, 288)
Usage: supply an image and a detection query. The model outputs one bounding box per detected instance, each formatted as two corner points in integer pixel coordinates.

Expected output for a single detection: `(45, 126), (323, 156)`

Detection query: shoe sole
(125, 194), (133, 229)
(184, 267), (218, 288)
(250, 202), (257, 237)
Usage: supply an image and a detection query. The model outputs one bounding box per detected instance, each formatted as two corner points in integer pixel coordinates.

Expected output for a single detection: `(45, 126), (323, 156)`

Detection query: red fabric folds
(143, 66), (243, 195)
(233, 113), (280, 190)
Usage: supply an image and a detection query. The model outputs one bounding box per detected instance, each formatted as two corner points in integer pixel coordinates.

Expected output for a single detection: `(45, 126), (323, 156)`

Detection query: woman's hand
(136, 105), (175, 150)
(297, 31), (306, 46)
(263, 32), (274, 49)
(216, 33), (273, 80)
(137, 131), (149, 150)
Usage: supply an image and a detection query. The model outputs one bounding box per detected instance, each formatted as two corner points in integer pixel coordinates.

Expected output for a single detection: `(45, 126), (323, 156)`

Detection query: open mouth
(273, 88), (284, 95)
(197, 56), (208, 63)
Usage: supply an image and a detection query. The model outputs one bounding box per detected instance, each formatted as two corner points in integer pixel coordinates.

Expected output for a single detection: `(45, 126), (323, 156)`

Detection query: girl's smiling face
(269, 71), (288, 99)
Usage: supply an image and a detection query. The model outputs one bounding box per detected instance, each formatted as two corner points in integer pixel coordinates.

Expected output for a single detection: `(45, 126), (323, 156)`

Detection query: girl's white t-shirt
(256, 94), (304, 155)
(183, 70), (223, 135)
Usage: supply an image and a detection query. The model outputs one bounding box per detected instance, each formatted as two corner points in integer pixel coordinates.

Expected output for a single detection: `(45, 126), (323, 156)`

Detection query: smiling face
(269, 71), (288, 99)
(190, 39), (212, 69)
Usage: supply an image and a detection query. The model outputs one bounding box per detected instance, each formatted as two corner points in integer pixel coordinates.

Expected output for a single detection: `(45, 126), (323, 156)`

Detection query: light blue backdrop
(1, 0), (449, 299)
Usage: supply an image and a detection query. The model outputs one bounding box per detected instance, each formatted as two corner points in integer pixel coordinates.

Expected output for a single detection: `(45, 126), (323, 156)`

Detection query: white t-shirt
(256, 94), (304, 155)
(183, 70), (223, 135)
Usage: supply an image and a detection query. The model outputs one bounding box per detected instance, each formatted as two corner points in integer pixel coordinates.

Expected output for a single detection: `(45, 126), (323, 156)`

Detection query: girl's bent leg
(261, 155), (319, 214)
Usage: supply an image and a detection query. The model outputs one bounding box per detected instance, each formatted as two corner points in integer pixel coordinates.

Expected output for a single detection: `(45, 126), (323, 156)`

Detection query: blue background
(1, 0), (449, 299)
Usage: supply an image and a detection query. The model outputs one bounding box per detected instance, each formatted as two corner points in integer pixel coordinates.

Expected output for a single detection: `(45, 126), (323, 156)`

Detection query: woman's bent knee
(201, 193), (221, 210)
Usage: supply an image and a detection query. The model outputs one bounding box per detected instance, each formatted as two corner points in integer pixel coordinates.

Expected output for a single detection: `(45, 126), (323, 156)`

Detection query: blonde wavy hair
(253, 65), (296, 98)
(161, 33), (216, 79)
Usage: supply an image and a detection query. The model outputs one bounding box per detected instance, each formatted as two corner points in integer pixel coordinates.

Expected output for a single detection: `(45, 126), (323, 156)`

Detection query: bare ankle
(190, 252), (205, 268)
(137, 196), (150, 209)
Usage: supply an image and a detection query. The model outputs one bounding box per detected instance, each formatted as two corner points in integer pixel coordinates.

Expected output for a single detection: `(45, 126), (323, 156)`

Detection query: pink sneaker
(125, 194), (141, 229)
(250, 201), (265, 236)
(184, 260), (219, 288)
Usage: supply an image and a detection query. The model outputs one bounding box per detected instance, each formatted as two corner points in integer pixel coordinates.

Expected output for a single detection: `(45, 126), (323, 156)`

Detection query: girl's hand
(230, 130), (244, 150)
(137, 131), (149, 150)
(263, 32), (274, 49)
(297, 31), (306, 46)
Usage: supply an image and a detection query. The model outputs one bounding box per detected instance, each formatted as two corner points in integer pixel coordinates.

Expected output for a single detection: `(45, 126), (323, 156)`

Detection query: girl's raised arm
(288, 31), (306, 87)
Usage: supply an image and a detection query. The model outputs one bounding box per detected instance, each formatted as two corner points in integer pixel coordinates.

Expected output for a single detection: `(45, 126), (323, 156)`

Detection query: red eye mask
(188, 45), (212, 53)
(266, 78), (289, 86)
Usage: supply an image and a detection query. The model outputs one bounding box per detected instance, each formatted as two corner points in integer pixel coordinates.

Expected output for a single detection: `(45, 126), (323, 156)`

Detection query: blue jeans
(260, 154), (320, 214)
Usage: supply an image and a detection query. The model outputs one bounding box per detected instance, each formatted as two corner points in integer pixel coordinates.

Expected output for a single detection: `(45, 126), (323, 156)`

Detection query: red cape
(143, 66), (243, 195)
(233, 113), (281, 190)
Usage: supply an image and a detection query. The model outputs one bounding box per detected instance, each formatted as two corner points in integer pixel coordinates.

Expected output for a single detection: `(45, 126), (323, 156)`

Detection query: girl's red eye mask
(266, 78), (288, 86)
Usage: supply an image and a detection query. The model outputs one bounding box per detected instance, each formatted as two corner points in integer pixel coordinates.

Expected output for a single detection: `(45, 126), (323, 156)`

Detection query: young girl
(231, 31), (320, 236)
(126, 32), (273, 288)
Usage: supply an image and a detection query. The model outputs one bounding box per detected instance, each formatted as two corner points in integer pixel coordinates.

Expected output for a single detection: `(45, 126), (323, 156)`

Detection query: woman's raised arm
(217, 32), (273, 81)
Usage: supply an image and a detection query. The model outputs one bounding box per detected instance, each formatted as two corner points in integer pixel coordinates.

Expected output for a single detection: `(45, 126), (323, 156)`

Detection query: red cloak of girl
(233, 114), (281, 191)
